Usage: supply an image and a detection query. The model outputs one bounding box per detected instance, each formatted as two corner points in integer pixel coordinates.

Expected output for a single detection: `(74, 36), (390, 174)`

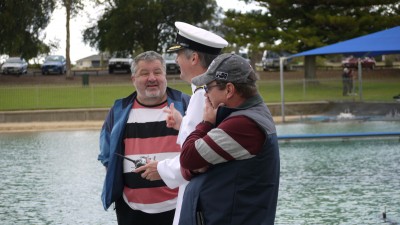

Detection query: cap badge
(168, 45), (182, 51)
(215, 71), (228, 80)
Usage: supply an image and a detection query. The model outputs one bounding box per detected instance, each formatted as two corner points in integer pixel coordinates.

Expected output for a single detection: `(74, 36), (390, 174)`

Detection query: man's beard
(145, 89), (161, 98)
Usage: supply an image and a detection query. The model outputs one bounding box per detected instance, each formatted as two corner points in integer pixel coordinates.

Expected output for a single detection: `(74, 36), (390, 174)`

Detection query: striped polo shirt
(122, 99), (180, 213)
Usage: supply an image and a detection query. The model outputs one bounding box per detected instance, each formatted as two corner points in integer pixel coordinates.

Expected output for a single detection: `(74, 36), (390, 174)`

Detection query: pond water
(0, 121), (399, 224)
(0, 131), (116, 225)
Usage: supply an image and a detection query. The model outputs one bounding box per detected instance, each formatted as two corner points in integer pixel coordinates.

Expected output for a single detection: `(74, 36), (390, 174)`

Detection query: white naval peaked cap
(167, 21), (228, 55)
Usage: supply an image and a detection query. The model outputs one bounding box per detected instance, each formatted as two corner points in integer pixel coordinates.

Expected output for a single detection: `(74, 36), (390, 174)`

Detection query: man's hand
(134, 161), (161, 181)
(203, 98), (224, 125)
(164, 103), (183, 130)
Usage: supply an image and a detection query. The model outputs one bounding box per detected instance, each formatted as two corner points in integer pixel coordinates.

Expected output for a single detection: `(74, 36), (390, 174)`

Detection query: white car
(1, 57), (28, 75)
(261, 50), (291, 70)
(108, 58), (133, 74)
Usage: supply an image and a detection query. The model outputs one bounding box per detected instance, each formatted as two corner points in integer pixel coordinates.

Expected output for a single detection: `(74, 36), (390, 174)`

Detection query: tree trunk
(65, 0), (73, 79)
(304, 55), (318, 84)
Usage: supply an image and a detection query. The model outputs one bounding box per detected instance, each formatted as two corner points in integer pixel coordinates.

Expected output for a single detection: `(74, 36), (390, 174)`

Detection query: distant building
(75, 54), (110, 68)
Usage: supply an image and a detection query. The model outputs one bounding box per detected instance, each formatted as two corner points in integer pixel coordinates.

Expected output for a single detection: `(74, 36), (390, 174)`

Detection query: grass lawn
(1, 76), (399, 111)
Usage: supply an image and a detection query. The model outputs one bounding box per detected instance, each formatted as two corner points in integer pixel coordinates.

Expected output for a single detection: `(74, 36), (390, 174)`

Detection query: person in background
(342, 67), (352, 96)
(349, 67), (356, 95)
(179, 53), (280, 225)
(134, 21), (228, 225)
(98, 51), (190, 225)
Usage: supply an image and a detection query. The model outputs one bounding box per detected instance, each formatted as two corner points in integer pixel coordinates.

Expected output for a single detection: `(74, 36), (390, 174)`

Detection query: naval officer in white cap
(134, 21), (228, 225)
(165, 21), (228, 142)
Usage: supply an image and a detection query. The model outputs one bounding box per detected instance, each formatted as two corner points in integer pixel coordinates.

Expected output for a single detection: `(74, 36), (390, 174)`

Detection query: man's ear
(225, 83), (235, 99)
(191, 52), (199, 65)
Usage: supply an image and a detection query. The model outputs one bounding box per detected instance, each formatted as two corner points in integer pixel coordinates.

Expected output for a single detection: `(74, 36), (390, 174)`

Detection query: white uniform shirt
(157, 84), (205, 225)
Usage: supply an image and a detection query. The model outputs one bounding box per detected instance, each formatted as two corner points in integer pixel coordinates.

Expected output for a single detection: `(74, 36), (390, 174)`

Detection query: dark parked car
(163, 53), (180, 74)
(108, 58), (133, 74)
(341, 56), (376, 69)
(1, 57), (28, 75)
(41, 55), (66, 75)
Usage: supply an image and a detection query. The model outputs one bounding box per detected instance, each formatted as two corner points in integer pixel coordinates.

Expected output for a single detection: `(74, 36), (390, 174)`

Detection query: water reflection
(277, 140), (400, 224)
(0, 121), (399, 224)
(0, 131), (116, 225)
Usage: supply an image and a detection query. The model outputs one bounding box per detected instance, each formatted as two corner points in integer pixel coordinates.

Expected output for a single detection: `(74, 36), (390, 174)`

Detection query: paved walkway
(0, 121), (104, 133)
(2, 101), (399, 133)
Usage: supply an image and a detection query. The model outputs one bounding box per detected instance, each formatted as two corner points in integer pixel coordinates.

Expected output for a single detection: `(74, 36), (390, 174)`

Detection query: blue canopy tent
(279, 26), (400, 121)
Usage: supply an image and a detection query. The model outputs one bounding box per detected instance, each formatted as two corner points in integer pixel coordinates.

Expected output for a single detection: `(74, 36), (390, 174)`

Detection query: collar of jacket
(215, 94), (264, 125)
(120, 87), (186, 109)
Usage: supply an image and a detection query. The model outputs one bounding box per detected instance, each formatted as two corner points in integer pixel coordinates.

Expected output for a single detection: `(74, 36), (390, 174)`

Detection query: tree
(225, 0), (400, 53)
(256, 0), (400, 52)
(59, 0), (84, 79)
(223, 9), (278, 65)
(0, 0), (56, 59)
(224, 0), (400, 78)
(83, 0), (218, 55)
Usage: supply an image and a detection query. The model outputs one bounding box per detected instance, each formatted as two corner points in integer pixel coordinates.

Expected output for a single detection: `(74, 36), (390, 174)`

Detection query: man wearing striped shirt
(98, 51), (190, 225)
(179, 53), (280, 225)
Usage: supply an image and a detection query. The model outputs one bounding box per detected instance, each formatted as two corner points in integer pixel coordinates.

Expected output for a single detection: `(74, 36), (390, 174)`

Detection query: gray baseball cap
(192, 53), (254, 86)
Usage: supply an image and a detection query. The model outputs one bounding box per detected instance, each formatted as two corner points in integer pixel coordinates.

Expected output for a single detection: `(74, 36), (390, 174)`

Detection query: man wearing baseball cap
(135, 21), (228, 225)
(179, 53), (280, 224)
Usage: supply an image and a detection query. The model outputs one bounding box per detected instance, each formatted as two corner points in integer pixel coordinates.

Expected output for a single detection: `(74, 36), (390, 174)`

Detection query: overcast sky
(44, 0), (262, 63)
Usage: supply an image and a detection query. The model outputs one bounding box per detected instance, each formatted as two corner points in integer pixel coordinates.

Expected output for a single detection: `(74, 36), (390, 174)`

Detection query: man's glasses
(204, 84), (220, 93)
